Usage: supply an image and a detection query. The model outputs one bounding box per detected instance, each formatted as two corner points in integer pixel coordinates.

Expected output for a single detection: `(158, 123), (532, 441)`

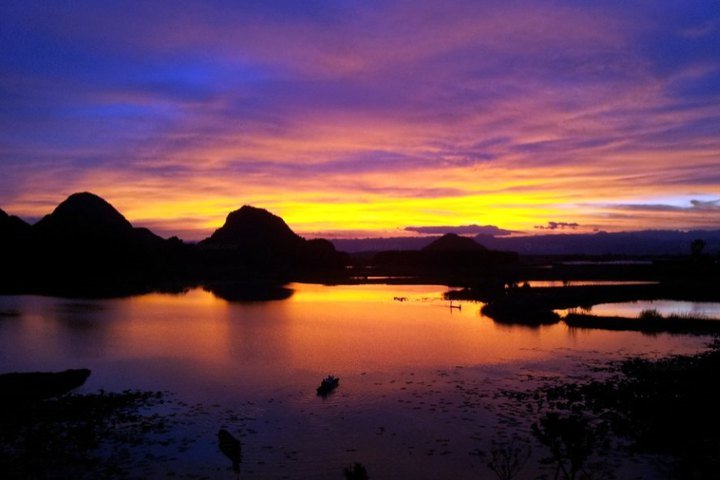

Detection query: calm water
(0, 283), (711, 479)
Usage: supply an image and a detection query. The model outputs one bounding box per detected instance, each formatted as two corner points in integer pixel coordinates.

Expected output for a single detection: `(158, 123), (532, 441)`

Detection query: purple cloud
(535, 222), (580, 230)
(1, 1), (720, 236)
(611, 199), (720, 213)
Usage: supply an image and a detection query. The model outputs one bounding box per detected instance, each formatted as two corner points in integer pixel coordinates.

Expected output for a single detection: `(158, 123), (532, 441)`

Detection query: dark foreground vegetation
(0, 388), (168, 480)
(564, 310), (720, 335)
(506, 340), (720, 480)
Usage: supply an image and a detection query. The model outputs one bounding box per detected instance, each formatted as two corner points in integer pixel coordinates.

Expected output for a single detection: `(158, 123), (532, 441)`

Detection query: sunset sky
(1, 1), (719, 240)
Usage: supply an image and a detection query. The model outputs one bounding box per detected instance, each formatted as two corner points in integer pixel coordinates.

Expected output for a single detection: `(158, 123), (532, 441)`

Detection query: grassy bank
(564, 310), (720, 335)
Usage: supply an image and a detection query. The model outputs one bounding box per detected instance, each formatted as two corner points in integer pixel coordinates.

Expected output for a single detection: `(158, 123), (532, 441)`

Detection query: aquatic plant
(0, 390), (169, 479)
(485, 437), (531, 480)
(343, 462), (369, 480)
(532, 412), (609, 480)
(523, 342), (720, 479)
(638, 309), (662, 320)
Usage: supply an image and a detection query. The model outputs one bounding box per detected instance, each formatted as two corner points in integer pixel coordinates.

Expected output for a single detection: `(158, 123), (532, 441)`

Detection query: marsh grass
(0, 390), (170, 479)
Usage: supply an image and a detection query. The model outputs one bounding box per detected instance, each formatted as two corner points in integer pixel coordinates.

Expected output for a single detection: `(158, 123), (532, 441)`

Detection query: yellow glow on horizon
(269, 194), (563, 233)
(3, 145), (718, 240)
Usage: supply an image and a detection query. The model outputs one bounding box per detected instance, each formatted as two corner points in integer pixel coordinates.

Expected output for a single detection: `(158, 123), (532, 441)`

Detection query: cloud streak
(405, 225), (514, 236)
(534, 222), (580, 231)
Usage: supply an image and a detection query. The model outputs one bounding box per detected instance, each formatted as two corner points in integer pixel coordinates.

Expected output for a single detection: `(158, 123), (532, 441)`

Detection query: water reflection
(53, 300), (117, 358)
(204, 283), (294, 302)
(0, 284), (713, 479)
(0, 284), (711, 397)
(54, 301), (109, 330)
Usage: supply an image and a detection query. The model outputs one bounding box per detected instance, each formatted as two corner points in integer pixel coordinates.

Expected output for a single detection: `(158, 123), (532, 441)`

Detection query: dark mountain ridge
(331, 230), (720, 256)
(3, 192), (717, 297)
(373, 233), (517, 274)
(34, 192), (133, 235)
(0, 208), (31, 243)
(32, 192), (162, 246)
(0, 193), (345, 294)
(199, 205), (344, 274)
(422, 233), (487, 252)
(202, 205), (304, 250)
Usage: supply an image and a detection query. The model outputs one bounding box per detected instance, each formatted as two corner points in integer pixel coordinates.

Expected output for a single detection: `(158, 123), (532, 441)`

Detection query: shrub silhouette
(532, 412), (608, 480)
(485, 437), (531, 480)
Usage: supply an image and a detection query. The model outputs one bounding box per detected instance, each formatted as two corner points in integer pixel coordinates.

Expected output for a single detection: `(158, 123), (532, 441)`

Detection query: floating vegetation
(511, 341), (720, 479)
(0, 390), (170, 479)
(343, 462), (369, 480)
(482, 436), (531, 480)
(317, 375), (340, 397)
(532, 412), (610, 480)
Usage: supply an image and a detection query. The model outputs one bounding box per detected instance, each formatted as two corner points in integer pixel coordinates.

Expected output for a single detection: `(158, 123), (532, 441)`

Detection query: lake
(0, 283), (712, 479)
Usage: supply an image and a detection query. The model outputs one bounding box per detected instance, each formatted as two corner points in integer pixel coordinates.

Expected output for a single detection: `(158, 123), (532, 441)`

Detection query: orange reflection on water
(289, 283), (448, 303)
(0, 284), (710, 396)
(273, 283), (657, 372)
(104, 284), (707, 377)
(110, 290), (233, 366)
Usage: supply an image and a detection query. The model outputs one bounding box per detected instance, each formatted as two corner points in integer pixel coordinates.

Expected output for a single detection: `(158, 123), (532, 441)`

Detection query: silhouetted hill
(0, 208), (31, 245)
(373, 232), (517, 273)
(33, 192), (162, 245)
(0, 193), (181, 293)
(199, 205), (346, 275)
(0, 208), (32, 279)
(201, 205), (304, 250)
(305, 238), (346, 267)
(422, 233), (487, 252)
(2, 194), (348, 294)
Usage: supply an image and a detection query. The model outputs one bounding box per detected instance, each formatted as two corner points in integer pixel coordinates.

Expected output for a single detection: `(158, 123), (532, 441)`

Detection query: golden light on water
(43, 285), (697, 378)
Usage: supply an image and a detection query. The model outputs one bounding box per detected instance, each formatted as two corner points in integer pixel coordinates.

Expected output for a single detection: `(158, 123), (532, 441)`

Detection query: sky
(1, 0), (720, 240)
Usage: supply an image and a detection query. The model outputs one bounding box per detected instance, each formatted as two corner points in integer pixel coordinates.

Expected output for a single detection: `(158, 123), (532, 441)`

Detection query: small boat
(316, 375), (340, 396)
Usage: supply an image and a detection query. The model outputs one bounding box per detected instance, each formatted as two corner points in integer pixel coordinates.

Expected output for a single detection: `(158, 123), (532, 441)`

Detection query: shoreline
(563, 312), (720, 335)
